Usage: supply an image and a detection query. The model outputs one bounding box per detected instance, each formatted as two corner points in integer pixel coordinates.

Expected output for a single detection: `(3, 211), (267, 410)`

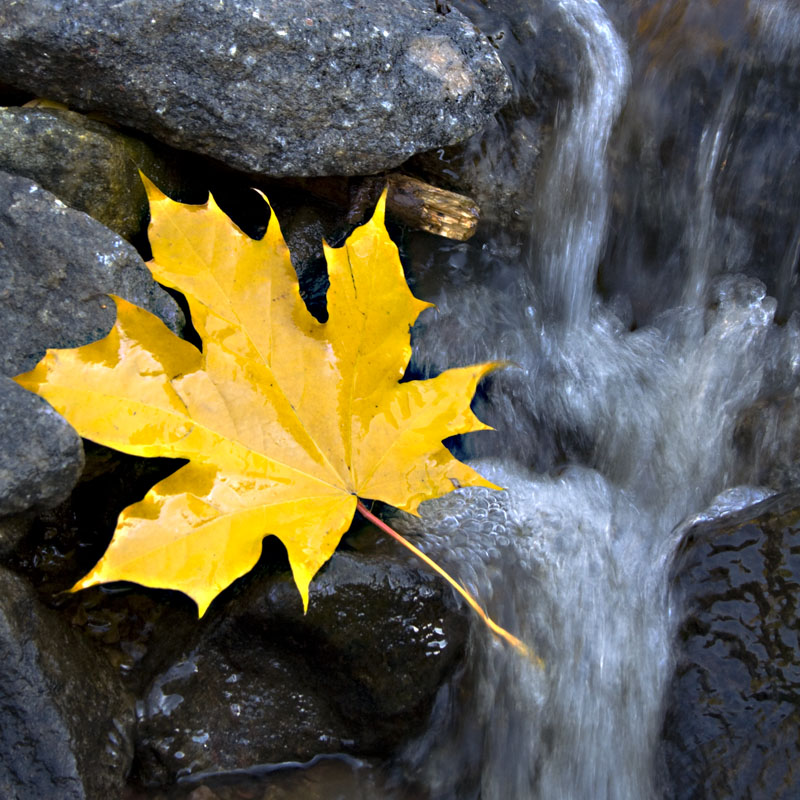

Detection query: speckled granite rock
(0, 0), (511, 177)
(0, 106), (188, 240)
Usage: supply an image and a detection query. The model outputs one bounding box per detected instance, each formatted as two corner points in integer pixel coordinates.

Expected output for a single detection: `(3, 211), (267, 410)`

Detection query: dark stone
(0, 377), (83, 518)
(241, 549), (470, 723)
(0, 512), (32, 560)
(129, 757), (417, 800)
(0, 0), (510, 178)
(0, 106), (189, 240)
(135, 642), (353, 786)
(0, 170), (182, 517)
(0, 170), (183, 376)
(406, 0), (573, 229)
(0, 565), (136, 799)
(134, 550), (468, 785)
(663, 489), (800, 799)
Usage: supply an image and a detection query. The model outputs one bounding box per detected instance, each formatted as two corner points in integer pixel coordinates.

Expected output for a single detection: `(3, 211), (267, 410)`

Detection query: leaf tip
(194, 594), (215, 618)
(295, 582), (310, 614)
(69, 572), (98, 594)
(138, 171), (167, 203)
(289, 563), (313, 614)
(372, 186), (389, 224)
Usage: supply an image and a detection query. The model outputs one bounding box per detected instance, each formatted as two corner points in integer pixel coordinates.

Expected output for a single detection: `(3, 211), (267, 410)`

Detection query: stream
(389, 0), (800, 798)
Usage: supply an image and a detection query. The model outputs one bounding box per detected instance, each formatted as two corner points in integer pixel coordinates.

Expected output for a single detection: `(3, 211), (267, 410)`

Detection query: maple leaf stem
(355, 500), (542, 666)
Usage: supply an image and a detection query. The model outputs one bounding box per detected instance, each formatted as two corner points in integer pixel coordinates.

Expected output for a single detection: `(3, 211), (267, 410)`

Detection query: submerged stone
(663, 489), (800, 799)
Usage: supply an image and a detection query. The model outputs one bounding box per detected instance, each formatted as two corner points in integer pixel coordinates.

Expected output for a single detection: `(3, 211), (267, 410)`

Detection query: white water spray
(396, 1), (800, 797)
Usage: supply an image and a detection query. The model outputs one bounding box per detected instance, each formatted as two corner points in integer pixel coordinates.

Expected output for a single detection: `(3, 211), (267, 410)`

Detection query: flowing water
(128, 2), (800, 797)
(389, 0), (800, 797)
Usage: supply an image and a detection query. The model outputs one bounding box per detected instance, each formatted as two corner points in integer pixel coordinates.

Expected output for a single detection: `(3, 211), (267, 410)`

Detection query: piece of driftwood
(349, 174), (480, 241)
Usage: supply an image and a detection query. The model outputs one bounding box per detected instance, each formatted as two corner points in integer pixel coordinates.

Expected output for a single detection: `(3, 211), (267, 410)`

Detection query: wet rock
(0, 0), (510, 178)
(0, 170), (183, 376)
(0, 565), (135, 799)
(0, 170), (182, 518)
(241, 550), (470, 723)
(406, 0), (570, 228)
(0, 514), (32, 561)
(135, 550), (468, 786)
(135, 642), (353, 785)
(0, 377), (83, 519)
(0, 106), (189, 240)
(663, 489), (800, 799)
(129, 756), (416, 800)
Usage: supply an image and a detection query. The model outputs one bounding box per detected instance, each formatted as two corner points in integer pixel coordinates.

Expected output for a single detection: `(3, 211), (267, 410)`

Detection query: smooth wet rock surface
(663, 489), (800, 799)
(0, 105), (190, 240)
(0, 565), (136, 799)
(134, 549), (468, 785)
(0, 0), (511, 178)
(124, 756), (419, 800)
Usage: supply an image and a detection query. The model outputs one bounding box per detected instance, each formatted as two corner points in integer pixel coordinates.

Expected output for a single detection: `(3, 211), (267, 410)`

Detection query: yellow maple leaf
(14, 177), (501, 619)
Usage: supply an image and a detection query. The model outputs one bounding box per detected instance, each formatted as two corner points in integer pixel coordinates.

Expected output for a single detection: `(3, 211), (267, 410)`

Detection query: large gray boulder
(0, 0), (511, 177)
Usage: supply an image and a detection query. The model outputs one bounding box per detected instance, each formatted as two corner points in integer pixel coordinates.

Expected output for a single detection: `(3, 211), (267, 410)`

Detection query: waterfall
(395, 0), (800, 797)
(530, 0), (629, 326)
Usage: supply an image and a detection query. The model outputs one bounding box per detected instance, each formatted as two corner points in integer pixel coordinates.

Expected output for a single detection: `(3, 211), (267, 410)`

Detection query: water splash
(529, 0), (630, 326)
(396, 0), (800, 797)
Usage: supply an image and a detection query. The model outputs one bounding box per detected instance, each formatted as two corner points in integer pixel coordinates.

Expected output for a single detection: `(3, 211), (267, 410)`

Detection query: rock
(0, 377), (83, 519)
(0, 513), (32, 561)
(0, 170), (183, 376)
(130, 757), (414, 800)
(0, 565), (136, 799)
(239, 550), (470, 724)
(0, 170), (183, 518)
(135, 550), (468, 785)
(663, 489), (800, 799)
(405, 0), (571, 228)
(0, 0), (511, 178)
(135, 641), (353, 786)
(0, 106), (189, 240)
